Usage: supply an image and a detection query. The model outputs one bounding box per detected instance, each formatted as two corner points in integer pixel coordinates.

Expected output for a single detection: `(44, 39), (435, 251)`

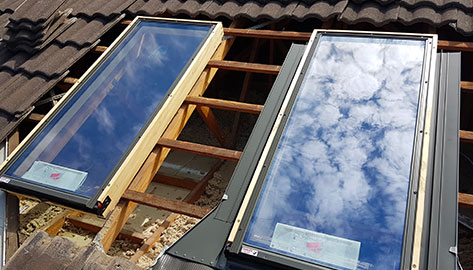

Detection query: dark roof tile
(454, 8), (473, 35)
(339, 1), (400, 26)
(398, 5), (457, 25)
(64, 0), (136, 19)
(9, 0), (65, 24)
(292, 1), (348, 21)
(0, 0), (25, 14)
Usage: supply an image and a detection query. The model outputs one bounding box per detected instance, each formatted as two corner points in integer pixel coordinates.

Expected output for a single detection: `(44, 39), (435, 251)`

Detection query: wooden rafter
(230, 39), (260, 146)
(196, 106), (228, 147)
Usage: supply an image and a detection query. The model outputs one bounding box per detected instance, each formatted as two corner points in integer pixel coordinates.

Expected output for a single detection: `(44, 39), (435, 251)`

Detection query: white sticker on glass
(270, 223), (361, 270)
(22, 161), (87, 192)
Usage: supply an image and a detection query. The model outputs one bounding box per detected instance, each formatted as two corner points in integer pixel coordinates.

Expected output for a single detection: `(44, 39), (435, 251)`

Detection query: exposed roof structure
(1, 0), (473, 143)
(0, 1), (471, 270)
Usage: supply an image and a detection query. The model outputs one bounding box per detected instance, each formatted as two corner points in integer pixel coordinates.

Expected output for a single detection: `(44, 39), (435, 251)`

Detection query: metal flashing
(425, 52), (460, 270)
(161, 43), (307, 269)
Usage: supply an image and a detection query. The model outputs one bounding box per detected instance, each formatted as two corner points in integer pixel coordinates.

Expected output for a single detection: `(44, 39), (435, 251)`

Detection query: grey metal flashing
(162, 43), (307, 269)
(425, 52), (460, 270)
(153, 254), (215, 270)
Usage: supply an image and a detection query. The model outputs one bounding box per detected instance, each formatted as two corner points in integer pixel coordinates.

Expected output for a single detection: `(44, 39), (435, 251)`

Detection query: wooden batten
(207, 60), (281, 74)
(157, 138), (242, 161)
(461, 81), (473, 93)
(223, 28), (311, 41)
(122, 190), (210, 218)
(459, 192), (473, 208)
(185, 96), (264, 114)
(460, 130), (473, 143)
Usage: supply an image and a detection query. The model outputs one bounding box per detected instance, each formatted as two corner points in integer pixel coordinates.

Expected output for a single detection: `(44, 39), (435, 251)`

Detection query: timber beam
(185, 96), (263, 114)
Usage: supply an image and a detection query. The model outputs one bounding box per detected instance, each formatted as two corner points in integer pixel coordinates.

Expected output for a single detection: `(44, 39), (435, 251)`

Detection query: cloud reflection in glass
(244, 35), (426, 270)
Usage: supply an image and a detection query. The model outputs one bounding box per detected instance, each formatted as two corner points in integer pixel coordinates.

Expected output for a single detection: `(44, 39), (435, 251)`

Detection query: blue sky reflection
(244, 36), (426, 270)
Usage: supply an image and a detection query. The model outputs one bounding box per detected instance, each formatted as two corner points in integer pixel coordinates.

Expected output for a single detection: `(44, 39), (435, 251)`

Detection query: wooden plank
(122, 190), (210, 218)
(438, 40), (473, 52)
(196, 106), (227, 147)
(223, 27), (311, 41)
(185, 96), (263, 114)
(94, 29), (237, 252)
(207, 60), (281, 75)
(61, 77), (79, 85)
(461, 81), (473, 93)
(459, 192), (473, 208)
(7, 129), (19, 156)
(66, 215), (145, 244)
(26, 113), (45, 122)
(120, 20), (132, 26)
(158, 138), (242, 162)
(224, 28), (469, 54)
(92, 45), (108, 53)
(5, 193), (19, 262)
(460, 130), (473, 143)
(153, 174), (198, 190)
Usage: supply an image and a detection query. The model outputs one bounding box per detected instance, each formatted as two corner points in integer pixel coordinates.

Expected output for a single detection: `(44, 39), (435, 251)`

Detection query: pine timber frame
(6, 18), (473, 266)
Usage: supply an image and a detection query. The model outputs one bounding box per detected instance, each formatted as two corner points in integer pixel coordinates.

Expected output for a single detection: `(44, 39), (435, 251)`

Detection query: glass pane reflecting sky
(5, 21), (210, 198)
(244, 35), (426, 270)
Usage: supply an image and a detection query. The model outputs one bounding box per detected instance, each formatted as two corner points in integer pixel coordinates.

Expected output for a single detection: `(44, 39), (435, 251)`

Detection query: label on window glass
(22, 161), (87, 192)
(270, 223), (360, 270)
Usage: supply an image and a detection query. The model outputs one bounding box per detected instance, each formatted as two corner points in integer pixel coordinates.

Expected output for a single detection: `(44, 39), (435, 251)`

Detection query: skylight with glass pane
(243, 35), (428, 270)
(0, 18), (217, 212)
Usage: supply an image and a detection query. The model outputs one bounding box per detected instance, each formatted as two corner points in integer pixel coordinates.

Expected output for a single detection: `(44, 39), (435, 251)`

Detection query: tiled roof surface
(0, 0), (133, 142)
(0, 0), (472, 142)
